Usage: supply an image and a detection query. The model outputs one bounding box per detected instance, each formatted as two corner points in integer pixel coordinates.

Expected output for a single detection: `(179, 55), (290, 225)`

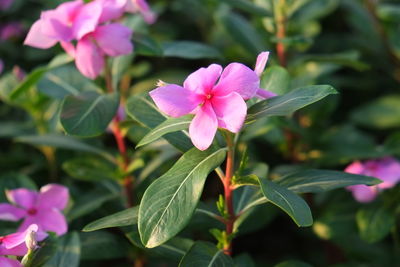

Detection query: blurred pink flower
(125, 0), (156, 24)
(0, 257), (21, 267)
(345, 157), (400, 203)
(24, 0), (133, 79)
(254, 51), (277, 99)
(0, 224), (40, 257)
(150, 52), (274, 150)
(0, 184), (69, 236)
(0, 0), (13, 10)
(0, 22), (24, 41)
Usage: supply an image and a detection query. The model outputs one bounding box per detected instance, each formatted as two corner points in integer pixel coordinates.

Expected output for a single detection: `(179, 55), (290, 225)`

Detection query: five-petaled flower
(0, 184), (69, 236)
(345, 157), (400, 203)
(0, 224), (43, 267)
(23, 0), (143, 79)
(150, 51), (276, 150)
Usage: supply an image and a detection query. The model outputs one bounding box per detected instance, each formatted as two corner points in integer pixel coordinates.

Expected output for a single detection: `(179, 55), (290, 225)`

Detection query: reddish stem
(223, 135), (235, 255)
(275, 0), (287, 67)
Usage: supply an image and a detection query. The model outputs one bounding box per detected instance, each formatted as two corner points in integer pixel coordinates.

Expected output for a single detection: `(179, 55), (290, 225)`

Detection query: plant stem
(274, 0), (287, 67)
(223, 133), (236, 255)
(105, 62), (134, 207)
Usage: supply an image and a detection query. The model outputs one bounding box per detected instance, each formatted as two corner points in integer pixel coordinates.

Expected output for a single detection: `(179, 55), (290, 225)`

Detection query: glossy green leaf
(221, 0), (271, 16)
(277, 169), (381, 193)
(80, 231), (130, 260)
(179, 241), (234, 267)
(42, 232), (80, 267)
(138, 147), (226, 248)
(351, 95), (400, 129)
(247, 85), (338, 122)
(136, 115), (192, 148)
(38, 65), (98, 99)
(162, 41), (222, 59)
(83, 206), (138, 232)
(126, 94), (192, 151)
(258, 178), (313, 227)
(10, 66), (47, 100)
(60, 91), (119, 137)
(260, 66), (291, 95)
(356, 206), (396, 243)
(15, 134), (114, 162)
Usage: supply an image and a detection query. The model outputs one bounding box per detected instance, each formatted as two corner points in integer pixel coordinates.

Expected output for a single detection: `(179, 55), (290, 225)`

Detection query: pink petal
(23, 20), (58, 49)
(0, 204), (26, 221)
(347, 185), (377, 203)
(39, 0), (83, 42)
(75, 36), (105, 79)
(72, 1), (102, 40)
(344, 161), (364, 175)
(37, 209), (68, 236)
(60, 41), (76, 58)
(125, 0), (157, 24)
(254, 51), (269, 77)
(6, 189), (38, 210)
(37, 184), (69, 211)
(211, 92), (247, 133)
(213, 63), (259, 100)
(255, 88), (278, 99)
(374, 157), (400, 189)
(3, 224), (38, 249)
(149, 84), (202, 117)
(98, 0), (127, 23)
(189, 102), (218, 151)
(183, 64), (222, 95)
(0, 257), (22, 267)
(93, 23), (133, 56)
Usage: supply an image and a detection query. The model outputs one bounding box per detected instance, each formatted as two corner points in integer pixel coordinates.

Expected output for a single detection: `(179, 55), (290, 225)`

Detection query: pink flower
(345, 157), (400, 203)
(0, 184), (69, 236)
(24, 0), (133, 79)
(0, 257), (21, 267)
(253, 51), (278, 99)
(150, 52), (275, 150)
(0, 0), (13, 10)
(0, 22), (24, 41)
(125, 0), (156, 24)
(0, 224), (40, 257)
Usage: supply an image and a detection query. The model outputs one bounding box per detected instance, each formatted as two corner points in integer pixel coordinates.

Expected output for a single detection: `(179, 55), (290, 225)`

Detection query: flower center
(206, 94), (212, 100)
(27, 208), (37, 215)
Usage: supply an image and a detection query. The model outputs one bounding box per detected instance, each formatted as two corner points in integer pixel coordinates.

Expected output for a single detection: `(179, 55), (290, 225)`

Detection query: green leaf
(179, 241), (234, 267)
(351, 95), (400, 129)
(38, 65), (98, 99)
(111, 54), (135, 89)
(136, 115), (193, 148)
(80, 231), (130, 260)
(162, 41), (222, 59)
(62, 156), (117, 181)
(258, 178), (313, 227)
(15, 134), (114, 162)
(42, 232), (81, 267)
(274, 260), (313, 267)
(23, 233), (58, 267)
(356, 206), (396, 243)
(218, 9), (265, 55)
(300, 51), (369, 71)
(246, 85), (338, 122)
(60, 91), (119, 137)
(10, 66), (48, 100)
(232, 174), (259, 187)
(83, 206), (138, 232)
(221, 0), (271, 17)
(126, 94), (193, 151)
(277, 169), (381, 193)
(260, 66), (291, 95)
(138, 147), (226, 248)
(133, 34), (163, 57)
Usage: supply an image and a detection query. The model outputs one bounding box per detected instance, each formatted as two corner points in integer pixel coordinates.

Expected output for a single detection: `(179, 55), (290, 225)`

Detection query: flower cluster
(0, 184), (69, 236)
(345, 157), (400, 202)
(24, 0), (154, 79)
(150, 51), (276, 150)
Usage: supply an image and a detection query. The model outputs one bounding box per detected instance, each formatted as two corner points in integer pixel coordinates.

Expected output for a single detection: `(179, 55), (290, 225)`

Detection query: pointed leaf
(42, 232), (81, 267)
(258, 178), (313, 227)
(260, 66), (291, 95)
(139, 147), (226, 248)
(277, 169), (382, 193)
(83, 206), (138, 232)
(162, 41), (222, 59)
(136, 115), (192, 148)
(179, 241), (234, 267)
(60, 91), (119, 137)
(247, 85), (338, 122)
(126, 94), (192, 151)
